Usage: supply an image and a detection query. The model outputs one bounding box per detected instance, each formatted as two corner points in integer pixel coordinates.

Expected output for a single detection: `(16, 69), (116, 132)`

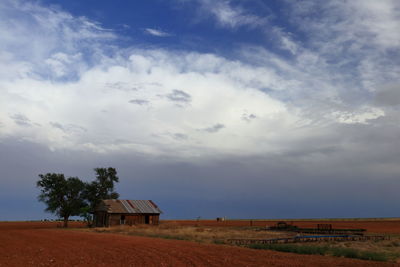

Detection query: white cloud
(332, 108), (385, 125)
(145, 28), (172, 37)
(197, 0), (265, 28)
(0, 0), (399, 163)
(0, 48), (299, 156)
(287, 0), (400, 93)
(0, 0), (115, 81)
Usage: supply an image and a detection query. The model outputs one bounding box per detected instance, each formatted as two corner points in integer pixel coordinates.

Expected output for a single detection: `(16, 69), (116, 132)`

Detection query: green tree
(84, 167), (119, 214)
(37, 173), (86, 228)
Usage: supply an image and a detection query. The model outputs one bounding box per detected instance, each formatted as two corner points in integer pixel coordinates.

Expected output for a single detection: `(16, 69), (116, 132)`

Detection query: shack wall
(109, 214), (121, 226)
(125, 214), (160, 225)
(95, 213), (160, 227)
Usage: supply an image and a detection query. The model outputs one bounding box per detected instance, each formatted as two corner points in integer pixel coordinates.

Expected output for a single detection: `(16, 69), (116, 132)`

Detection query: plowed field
(0, 222), (397, 266)
(165, 219), (400, 234)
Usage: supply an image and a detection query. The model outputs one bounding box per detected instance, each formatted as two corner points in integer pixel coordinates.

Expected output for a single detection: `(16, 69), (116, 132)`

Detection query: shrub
(331, 247), (358, 258)
(249, 244), (328, 255)
(358, 251), (388, 262)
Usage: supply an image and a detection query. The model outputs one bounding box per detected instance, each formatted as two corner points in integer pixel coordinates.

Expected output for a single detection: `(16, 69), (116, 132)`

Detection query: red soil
(0, 221), (85, 230)
(165, 219), (400, 234)
(0, 222), (397, 267)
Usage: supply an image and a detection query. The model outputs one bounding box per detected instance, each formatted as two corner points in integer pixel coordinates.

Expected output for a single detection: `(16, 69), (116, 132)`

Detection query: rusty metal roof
(97, 199), (162, 214)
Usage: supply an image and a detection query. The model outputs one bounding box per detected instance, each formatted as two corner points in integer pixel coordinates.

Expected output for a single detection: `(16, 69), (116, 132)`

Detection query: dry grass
(83, 222), (400, 263)
(328, 236), (400, 261)
(87, 222), (290, 244)
(249, 237), (400, 262)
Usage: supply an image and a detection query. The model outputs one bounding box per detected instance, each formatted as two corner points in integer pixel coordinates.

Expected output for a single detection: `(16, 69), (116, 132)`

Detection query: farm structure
(93, 199), (162, 227)
(268, 222), (366, 235)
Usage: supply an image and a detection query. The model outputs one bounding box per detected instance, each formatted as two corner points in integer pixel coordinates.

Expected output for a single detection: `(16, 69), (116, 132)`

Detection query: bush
(250, 244), (328, 255)
(358, 251), (388, 262)
(331, 247), (358, 258)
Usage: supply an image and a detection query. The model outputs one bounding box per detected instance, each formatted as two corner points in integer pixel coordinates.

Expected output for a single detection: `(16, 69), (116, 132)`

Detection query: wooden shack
(93, 199), (162, 227)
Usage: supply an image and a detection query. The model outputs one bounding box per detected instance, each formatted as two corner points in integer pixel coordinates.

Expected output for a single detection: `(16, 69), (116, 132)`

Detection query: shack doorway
(103, 214), (108, 227)
(121, 215), (126, 225)
(145, 215), (150, 224)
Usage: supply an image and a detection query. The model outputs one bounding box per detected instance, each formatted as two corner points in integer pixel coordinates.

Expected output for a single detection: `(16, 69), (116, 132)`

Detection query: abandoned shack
(93, 199), (162, 227)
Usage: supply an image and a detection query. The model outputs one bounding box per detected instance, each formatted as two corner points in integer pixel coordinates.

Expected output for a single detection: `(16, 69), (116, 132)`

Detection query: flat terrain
(0, 222), (398, 266)
(165, 219), (400, 234)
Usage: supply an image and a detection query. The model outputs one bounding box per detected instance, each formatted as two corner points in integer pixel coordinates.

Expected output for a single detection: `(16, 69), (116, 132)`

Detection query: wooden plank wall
(106, 214), (160, 226)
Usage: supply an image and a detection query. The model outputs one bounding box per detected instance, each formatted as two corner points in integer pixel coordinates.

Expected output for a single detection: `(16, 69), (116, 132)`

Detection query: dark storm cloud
(201, 123), (225, 133)
(166, 89), (191, 104)
(129, 99), (149, 105)
(1, 123), (400, 221)
(10, 113), (32, 127)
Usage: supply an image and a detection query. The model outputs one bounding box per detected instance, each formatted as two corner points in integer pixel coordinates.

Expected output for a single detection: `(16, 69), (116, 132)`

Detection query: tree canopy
(36, 167), (119, 227)
(84, 167), (120, 212)
(37, 173), (86, 227)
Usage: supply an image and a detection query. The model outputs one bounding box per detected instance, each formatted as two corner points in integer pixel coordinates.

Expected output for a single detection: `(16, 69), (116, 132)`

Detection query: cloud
(173, 133), (188, 140)
(375, 84), (400, 106)
(0, 0), (115, 81)
(49, 122), (87, 134)
(144, 28), (172, 37)
(10, 113), (32, 127)
(105, 82), (138, 91)
(285, 0), (400, 93)
(196, 0), (266, 29)
(200, 123), (225, 133)
(129, 99), (149, 106)
(1, 0), (400, 220)
(165, 90), (191, 105)
(0, 0), (399, 164)
(0, 44), (293, 156)
(241, 112), (257, 123)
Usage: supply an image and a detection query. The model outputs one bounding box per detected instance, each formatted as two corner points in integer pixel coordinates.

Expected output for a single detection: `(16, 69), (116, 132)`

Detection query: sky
(0, 0), (400, 220)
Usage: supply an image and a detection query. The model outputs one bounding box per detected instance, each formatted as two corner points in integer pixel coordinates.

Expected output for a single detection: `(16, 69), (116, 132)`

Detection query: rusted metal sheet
(100, 199), (162, 214)
(126, 200), (162, 214)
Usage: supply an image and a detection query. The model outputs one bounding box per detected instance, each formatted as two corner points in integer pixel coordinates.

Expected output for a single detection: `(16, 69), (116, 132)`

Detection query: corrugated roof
(98, 199), (162, 214)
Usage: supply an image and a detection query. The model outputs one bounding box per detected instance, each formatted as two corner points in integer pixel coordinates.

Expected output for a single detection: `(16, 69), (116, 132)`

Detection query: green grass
(249, 244), (389, 262)
(250, 244), (328, 255)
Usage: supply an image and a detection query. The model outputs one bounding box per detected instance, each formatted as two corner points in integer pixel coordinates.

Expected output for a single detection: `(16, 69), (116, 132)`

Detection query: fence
(228, 235), (390, 245)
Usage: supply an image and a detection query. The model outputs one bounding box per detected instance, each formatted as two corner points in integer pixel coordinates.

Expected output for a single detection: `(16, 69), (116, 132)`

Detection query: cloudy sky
(1, 0), (399, 220)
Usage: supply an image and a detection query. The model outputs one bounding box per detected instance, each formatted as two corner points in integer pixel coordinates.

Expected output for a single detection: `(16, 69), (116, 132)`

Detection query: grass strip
(249, 244), (389, 262)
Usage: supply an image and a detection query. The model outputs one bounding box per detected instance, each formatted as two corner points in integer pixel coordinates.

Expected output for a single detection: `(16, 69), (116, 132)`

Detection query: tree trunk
(63, 216), (69, 228)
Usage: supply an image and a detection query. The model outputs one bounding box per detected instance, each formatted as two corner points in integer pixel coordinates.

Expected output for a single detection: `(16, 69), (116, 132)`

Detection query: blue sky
(0, 0), (400, 220)
(37, 0), (296, 60)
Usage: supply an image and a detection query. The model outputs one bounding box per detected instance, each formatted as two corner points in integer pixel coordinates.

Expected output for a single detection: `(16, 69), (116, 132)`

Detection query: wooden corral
(228, 235), (390, 245)
(93, 199), (162, 227)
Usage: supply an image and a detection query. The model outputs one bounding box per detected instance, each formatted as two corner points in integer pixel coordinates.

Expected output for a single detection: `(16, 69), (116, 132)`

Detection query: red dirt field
(164, 219), (400, 234)
(0, 221), (85, 230)
(0, 222), (398, 266)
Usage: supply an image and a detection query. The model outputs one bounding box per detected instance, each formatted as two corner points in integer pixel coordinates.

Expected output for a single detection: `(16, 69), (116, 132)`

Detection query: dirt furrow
(1, 223), (398, 266)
